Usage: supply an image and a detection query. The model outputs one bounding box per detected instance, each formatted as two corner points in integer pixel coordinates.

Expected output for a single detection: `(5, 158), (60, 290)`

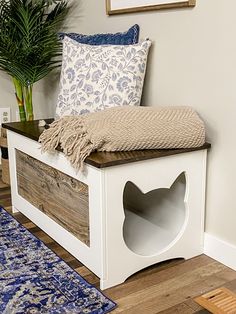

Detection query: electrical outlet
(0, 108), (11, 124)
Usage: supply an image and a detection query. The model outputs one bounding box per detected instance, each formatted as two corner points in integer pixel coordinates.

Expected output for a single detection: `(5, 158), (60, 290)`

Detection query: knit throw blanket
(39, 106), (205, 170)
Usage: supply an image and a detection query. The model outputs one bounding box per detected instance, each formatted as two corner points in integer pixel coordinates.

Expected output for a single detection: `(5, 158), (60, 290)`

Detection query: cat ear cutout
(123, 172), (187, 256)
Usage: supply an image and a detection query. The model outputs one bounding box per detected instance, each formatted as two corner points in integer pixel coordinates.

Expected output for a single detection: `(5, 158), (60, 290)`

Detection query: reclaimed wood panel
(15, 149), (90, 246)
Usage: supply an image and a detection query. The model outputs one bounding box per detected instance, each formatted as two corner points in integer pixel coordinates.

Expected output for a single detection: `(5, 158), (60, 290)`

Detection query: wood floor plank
(0, 180), (9, 189)
(128, 258), (184, 282)
(106, 255), (215, 300)
(67, 260), (83, 269)
(178, 268), (236, 300)
(185, 299), (204, 311)
(223, 279), (236, 293)
(1, 171), (236, 313)
(157, 302), (195, 314)
(109, 262), (232, 313)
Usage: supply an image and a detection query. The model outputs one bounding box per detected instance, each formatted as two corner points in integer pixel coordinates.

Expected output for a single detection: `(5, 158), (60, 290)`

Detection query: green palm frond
(0, 0), (69, 86)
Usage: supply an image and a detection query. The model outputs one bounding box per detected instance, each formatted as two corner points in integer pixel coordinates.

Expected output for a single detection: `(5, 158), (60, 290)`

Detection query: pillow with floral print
(55, 36), (151, 118)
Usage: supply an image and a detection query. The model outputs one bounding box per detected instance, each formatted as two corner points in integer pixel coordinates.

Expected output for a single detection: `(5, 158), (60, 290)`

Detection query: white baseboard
(204, 232), (236, 271)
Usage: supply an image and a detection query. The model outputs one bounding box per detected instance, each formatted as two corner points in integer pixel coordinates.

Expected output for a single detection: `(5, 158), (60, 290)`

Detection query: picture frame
(106, 0), (196, 15)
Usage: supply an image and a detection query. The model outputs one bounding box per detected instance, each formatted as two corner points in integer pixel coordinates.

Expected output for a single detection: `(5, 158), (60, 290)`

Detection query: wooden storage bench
(4, 120), (210, 290)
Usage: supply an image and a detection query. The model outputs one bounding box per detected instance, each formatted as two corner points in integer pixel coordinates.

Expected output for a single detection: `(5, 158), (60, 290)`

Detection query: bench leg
(12, 206), (19, 214)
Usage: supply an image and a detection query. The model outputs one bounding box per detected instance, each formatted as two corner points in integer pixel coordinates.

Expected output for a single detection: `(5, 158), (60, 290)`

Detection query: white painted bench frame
(8, 130), (208, 290)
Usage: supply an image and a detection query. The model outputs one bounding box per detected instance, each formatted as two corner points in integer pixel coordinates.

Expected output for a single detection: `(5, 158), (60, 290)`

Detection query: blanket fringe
(39, 118), (66, 152)
(39, 116), (95, 171)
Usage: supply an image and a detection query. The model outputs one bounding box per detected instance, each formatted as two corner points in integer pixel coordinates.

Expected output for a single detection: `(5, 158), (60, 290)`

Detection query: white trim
(204, 232), (236, 271)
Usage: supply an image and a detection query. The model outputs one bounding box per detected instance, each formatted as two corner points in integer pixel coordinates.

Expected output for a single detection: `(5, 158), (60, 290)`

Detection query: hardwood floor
(1, 172), (236, 313)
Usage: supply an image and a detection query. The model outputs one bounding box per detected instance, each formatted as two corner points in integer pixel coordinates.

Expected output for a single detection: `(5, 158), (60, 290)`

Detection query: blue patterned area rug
(0, 207), (116, 314)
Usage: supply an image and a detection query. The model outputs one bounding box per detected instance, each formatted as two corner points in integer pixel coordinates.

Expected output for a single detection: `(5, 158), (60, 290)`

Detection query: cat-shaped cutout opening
(123, 172), (186, 256)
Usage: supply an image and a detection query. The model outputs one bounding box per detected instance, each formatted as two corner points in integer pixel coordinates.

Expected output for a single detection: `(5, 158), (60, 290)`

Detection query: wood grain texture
(1, 158), (10, 185)
(106, 0), (196, 15)
(15, 150), (90, 246)
(0, 165), (9, 189)
(86, 143), (211, 168)
(195, 287), (236, 313)
(3, 120), (211, 169)
(1, 175), (236, 313)
(0, 179), (9, 189)
(0, 127), (8, 148)
(3, 119), (53, 142)
(1, 127), (7, 138)
(0, 137), (7, 148)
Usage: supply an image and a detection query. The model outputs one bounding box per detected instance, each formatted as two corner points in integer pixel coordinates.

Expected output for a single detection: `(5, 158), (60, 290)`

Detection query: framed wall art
(106, 0), (196, 15)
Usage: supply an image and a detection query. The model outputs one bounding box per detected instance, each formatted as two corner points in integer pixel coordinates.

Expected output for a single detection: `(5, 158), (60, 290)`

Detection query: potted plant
(0, 0), (70, 121)
(0, 0), (69, 185)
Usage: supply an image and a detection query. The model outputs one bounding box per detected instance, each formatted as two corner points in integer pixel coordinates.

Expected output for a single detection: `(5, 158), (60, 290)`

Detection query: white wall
(1, 0), (236, 247)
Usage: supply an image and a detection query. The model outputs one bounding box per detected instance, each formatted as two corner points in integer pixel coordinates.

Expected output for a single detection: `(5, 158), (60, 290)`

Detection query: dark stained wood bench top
(3, 120), (211, 169)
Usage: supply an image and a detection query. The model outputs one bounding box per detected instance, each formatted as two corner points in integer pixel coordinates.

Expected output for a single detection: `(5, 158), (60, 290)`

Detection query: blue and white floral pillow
(55, 36), (152, 118)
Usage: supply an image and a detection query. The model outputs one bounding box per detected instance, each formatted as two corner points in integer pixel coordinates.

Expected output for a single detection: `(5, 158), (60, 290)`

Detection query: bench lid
(3, 120), (211, 169)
